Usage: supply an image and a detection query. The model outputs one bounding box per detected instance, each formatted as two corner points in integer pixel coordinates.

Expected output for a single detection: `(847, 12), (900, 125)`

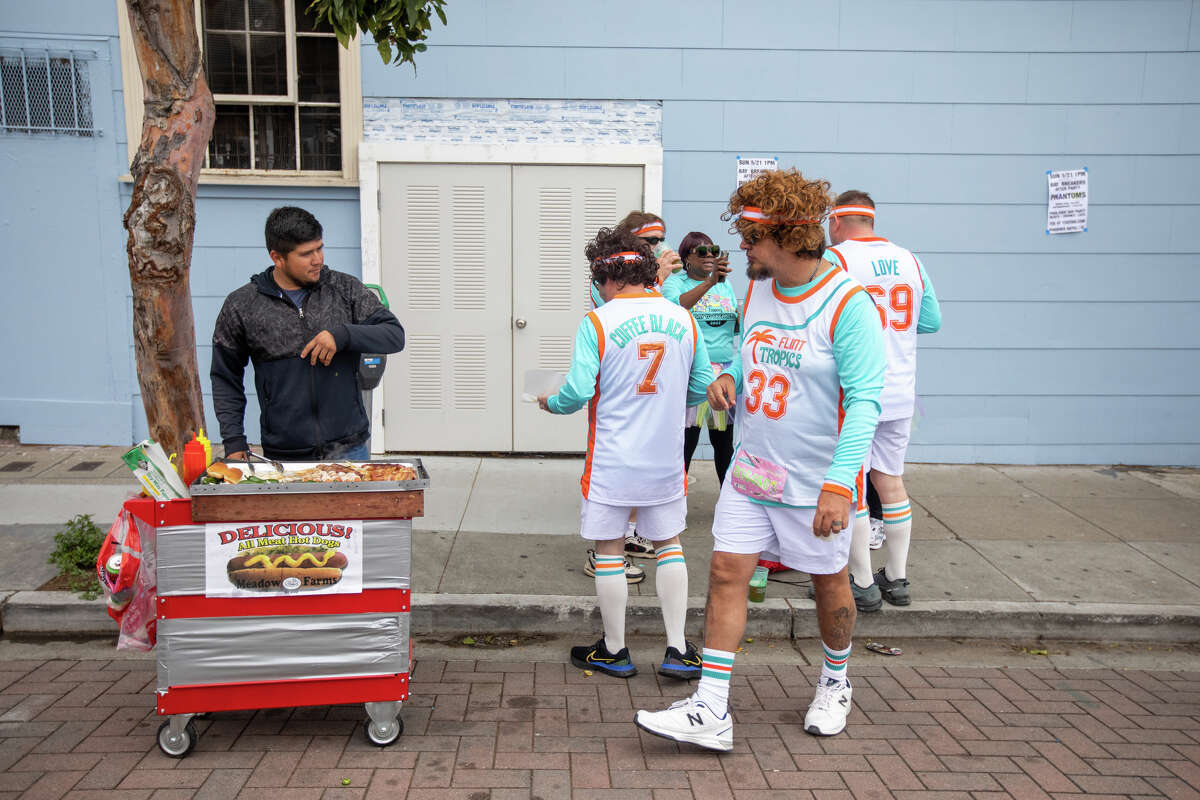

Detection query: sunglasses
(640, 236), (665, 245)
(740, 229), (765, 245)
(692, 245), (721, 257)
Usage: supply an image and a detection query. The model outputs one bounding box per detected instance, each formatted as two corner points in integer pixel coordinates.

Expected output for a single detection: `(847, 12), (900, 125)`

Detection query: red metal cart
(123, 459), (425, 757)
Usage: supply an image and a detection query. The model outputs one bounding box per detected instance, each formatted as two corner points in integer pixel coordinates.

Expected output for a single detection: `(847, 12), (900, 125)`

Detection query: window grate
(0, 48), (95, 136)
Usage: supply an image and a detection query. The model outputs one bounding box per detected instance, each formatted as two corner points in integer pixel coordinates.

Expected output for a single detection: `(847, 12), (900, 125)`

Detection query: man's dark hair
(585, 227), (657, 288)
(265, 206), (323, 255)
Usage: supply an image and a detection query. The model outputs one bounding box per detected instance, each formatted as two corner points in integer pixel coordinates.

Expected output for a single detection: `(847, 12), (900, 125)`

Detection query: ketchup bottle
(183, 433), (207, 485)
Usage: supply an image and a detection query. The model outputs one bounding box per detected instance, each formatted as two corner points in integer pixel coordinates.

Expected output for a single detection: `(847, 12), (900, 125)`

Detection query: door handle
(514, 318), (527, 329)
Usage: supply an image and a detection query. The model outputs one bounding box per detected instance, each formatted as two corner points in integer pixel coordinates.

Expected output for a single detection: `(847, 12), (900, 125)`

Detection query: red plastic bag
(96, 509), (156, 650)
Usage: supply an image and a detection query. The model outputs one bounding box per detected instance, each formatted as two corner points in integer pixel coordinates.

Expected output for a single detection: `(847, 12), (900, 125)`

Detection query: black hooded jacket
(211, 267), (405, 459)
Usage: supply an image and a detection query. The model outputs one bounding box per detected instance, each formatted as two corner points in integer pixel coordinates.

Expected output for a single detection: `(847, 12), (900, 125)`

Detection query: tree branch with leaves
(307, 0), (448, 67)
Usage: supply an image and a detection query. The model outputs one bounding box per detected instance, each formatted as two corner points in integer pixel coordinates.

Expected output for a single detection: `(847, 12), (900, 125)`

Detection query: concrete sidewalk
(0, 444), (1197, 641)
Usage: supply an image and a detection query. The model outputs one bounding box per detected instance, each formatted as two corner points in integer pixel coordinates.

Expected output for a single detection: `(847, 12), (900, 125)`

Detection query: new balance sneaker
(657, 641), (702, 680)
(570, 638), (637, 678)
(623, 531), (656, 559)
(584, 549), (645, 584)
(805, 677), (852, 736)
(874, 567), (911, 606)
(868, 518), (886, 550)
(635, 696), (732, 751)
(851, 575), (882, 613)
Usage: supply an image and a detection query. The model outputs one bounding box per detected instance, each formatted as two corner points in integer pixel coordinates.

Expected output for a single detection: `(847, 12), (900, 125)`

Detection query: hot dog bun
(206, 462), (244, 484)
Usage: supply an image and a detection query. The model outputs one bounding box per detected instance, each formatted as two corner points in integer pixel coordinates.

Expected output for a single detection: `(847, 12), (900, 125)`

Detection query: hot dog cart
(122, 459), (426, 758)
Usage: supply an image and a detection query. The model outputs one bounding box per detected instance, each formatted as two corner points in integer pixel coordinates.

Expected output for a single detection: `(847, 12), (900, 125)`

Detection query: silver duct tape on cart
(155, 518), (413, 688)
(157, 612), (408, 687)
(133, 459), (424, 758)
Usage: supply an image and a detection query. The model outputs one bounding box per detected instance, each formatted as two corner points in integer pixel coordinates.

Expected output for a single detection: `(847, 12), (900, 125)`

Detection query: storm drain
(69, 461), (104, 472)
(0, 461), (34, 472)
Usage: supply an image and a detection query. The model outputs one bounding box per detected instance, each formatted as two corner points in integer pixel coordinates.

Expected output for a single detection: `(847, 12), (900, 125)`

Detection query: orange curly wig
(722, 168), (833, 258)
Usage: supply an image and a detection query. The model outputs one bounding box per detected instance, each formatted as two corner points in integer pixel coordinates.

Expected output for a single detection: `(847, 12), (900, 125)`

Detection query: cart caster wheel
(157, 720), (198, 758)
(363, 716), (403, 747)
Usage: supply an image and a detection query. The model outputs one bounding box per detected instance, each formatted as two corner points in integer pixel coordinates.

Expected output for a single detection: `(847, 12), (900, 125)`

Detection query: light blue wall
(2, 0), (1198, 465)
(0, 2), (362, 448)
(0, 3), (131, 444)
(362, 0), (1200, 465)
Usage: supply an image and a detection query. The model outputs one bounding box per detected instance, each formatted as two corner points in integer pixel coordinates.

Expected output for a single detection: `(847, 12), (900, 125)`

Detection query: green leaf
(376, 38), (393, 63)
(48, 514), (107, 600)
(462, 636), (475, 645)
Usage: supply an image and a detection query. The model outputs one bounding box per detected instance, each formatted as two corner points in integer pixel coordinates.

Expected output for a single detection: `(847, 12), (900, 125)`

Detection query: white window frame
(117, 0), (361, 185)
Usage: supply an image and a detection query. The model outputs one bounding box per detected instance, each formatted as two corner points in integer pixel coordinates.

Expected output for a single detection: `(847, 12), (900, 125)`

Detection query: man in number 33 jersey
(636, 169), (885, 751)
(825, 191), (942, 612)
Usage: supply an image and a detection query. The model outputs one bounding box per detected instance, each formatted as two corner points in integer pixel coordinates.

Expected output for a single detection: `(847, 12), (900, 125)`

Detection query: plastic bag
(96, 509), (157, 650)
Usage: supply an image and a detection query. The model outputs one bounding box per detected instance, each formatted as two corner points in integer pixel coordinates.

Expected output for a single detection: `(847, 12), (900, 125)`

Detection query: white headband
(830, 205), (876, 219)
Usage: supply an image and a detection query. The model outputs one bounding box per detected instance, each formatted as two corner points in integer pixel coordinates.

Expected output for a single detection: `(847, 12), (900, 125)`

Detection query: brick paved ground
(0, 656), (1197, 799)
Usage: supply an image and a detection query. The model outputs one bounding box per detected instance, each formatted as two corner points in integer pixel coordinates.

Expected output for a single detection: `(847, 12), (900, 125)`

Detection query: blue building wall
(1, 0), (1198, 464)
(0, 1), (131, 444)
(0, 1), (361, 448)
(362, 0), (1200, 465)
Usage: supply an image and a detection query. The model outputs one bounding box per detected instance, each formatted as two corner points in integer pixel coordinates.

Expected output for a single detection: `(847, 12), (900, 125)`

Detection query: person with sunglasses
(591, 212), (684, 309)
(635, 169), (884, 751)
(540, 227), (714, 682)
(661, 233), (738, 487)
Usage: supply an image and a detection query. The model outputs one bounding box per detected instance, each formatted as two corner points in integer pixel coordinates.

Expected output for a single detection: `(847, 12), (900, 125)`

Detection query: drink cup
(748, 565), (769, 602)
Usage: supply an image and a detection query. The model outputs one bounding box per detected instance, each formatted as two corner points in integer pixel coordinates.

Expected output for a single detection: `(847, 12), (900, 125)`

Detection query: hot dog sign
(203, 519), (364, 597)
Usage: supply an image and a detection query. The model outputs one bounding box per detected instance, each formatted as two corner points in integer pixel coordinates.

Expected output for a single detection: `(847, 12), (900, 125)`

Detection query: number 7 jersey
(568, 290), (711, 505)
(825, 237), (931, 421)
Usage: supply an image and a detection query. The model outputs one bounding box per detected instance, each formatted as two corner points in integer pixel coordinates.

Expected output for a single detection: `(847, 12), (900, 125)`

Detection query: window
(0, 48), (95, 136)
(118, 0), (360, 182)
(202, 0), (343, 173)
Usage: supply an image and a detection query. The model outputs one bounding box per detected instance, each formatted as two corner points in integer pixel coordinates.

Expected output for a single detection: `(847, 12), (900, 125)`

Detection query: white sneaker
(635, 696), (733, 751)
(623, 531), (655, 559)
(868, 518), (886, 550)
(805, 677), (852, 736)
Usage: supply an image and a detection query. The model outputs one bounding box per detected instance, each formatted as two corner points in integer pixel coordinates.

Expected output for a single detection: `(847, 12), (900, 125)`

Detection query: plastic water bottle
(748, 565), (769, 603)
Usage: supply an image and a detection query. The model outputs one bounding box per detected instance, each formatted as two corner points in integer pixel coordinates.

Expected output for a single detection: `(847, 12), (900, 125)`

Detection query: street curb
(786, 599), (1200, 643)
(1, 591), (117, 636)
(409, 594), (793, 639)
(5, 592), (1199, 643)
(415, 595), (1200, 643)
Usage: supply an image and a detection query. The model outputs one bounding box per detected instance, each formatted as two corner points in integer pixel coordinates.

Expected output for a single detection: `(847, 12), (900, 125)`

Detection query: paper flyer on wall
(737, 157), (778, 187)
(1046, 168), (1088, 234)
(203, 519), (364, 598)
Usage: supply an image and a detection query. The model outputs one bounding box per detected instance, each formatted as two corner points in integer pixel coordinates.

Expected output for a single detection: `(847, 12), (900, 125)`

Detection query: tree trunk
(122, 0), (214, 464)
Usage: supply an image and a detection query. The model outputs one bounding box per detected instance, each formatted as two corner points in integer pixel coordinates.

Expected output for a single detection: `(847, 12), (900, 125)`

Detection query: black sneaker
(808, 577), (883, 613)
(851, 575), (883, 613)
(874, 567), (911, 606)
(657, 641), (702, 680)
(570, 638), (638, 678)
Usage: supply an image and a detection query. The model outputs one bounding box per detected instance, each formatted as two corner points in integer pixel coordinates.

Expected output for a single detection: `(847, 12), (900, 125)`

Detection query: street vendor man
(211, 206), (405, 462)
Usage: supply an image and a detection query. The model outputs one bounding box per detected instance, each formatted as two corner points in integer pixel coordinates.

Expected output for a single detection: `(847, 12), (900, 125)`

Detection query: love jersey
(826, 237), (926, 421)
(730, 271), (865, 508)
(583, 291), (699, 505)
